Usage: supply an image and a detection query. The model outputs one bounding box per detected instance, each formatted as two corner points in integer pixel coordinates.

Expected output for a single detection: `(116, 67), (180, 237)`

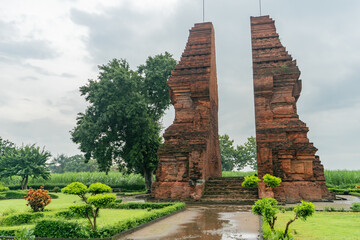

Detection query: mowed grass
(0, 193), (149, 232)
(273, 211), (360, 240)
(222, 171), (256, 177)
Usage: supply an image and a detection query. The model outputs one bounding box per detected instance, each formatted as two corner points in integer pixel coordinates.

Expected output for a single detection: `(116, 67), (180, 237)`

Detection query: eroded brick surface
(152, 22), (221, 201)
(250, 16), (333, 202)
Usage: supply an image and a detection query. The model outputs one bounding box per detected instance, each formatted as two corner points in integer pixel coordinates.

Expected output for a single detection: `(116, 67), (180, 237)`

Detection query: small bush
(54, 210), (81, 219)
(34, 219), (89, 238)
(61, 182), (87, 196)
(1, 191), (26, 199)
(0, 182), (9, 192)
(69, 204), (93, 218)
(88, 182), (112, 195)
(52, 186), (61, 193)
(14, 228), (35, 240)
(351, 203), (360, 212)
(25, 186), (51, 212)
(1, 212), (43, 225)
(242, 176), (260, 188)
(0, 229), (16, 236)
(87, 194), (116, 209)
(263, 174), (282, 188)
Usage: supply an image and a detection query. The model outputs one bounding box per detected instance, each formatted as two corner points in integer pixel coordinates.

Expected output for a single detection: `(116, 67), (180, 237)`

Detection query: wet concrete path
(122, 205), (261, 240)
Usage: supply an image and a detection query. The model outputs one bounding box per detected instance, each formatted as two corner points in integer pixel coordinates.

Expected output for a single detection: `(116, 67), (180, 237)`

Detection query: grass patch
(222, 171), (256, 177)
(270, 211), (360, 240)
(0, 193), (184, 238)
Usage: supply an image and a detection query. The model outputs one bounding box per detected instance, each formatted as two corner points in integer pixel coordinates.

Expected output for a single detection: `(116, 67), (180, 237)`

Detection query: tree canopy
(219, 135), (257, 171)
(48, 154), (98, 173)
(71, 52), (176, 191)
(0, 144), (51, 189)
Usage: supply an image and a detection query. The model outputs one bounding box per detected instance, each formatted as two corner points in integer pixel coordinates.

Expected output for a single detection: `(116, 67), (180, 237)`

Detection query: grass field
(268, 211), (360, 240)
(1, 172), (145, 191)
(324, 170), (360, 188)
(0, 193), (184, 237)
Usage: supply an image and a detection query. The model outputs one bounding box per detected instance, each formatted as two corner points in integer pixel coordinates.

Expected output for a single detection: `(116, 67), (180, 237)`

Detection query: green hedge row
(105, 202), (174, 209)
(0, 212), (43, 226)
(92, 202), (186, 238)
(8, 184), (144, 192)
(32, 202), (185, 239)
(0, 190), (58, 199)
(328, 188), (360, 193)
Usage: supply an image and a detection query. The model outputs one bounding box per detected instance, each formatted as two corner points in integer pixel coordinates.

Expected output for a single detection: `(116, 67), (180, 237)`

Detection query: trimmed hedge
(0, 212), (43, 226)
(328, 188), (360, 193)
(54, 210), (82, 219)
(8, 184), (145, 192)
(91, 202), (186, 238)
(0, 229), (16, 237)
(30, 202), (185, 239)
(106, 202), (174, 209)
(0, 190), (58, 200)
(33, 219), (89, 238)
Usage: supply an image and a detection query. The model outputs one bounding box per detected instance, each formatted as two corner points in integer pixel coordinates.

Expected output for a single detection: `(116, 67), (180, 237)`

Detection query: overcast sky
(0, 0), (359, 170)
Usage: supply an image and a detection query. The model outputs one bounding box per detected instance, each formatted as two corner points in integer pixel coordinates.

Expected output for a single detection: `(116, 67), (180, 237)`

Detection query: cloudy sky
(0, 0), (359, 170)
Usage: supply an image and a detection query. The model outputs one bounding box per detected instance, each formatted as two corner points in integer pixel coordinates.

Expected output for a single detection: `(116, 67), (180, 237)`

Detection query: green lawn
(273, 211), (360, 240)
(0, 193), (151, 232)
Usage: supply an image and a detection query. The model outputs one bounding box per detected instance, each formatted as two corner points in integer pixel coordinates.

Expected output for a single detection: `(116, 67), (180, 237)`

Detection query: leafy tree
(236, 136), (257, 170)
(0, 144), (51, 190)
(48, 154), (98, 173)
(0, 137), (14, 155)
(284, 201), (315, 237)
(219, 134), (237, 171)
(62, 182), (116, 230)
(71, 53), (176, 192)
(252, 198), (279, 230)
(219, 135), (257, 171)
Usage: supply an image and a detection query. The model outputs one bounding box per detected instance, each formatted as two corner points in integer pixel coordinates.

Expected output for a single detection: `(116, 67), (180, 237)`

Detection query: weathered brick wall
(250, 16), (333, 202)
(152, 22), (221, 200)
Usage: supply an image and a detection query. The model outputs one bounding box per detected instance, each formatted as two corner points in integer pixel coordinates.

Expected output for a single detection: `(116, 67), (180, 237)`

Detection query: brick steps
(200, 177), (259, 204)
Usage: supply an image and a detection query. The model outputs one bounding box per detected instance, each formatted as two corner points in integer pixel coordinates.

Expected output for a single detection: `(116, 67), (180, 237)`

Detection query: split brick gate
(151, 16), (333, 203)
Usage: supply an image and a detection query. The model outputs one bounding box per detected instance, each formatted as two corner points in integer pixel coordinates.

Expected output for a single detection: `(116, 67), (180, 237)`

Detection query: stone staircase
(200, 177), (259, 204)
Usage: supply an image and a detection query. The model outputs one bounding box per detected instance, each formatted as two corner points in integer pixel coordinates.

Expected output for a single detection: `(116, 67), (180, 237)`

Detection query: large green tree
(71, 52), (176, 191)
(219, 135), (257, 171)
(0, 144), (51, 190)
(49, 154), (98, 173)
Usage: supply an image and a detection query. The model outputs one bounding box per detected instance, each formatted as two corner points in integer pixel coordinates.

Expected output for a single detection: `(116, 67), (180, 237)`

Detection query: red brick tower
(152, 22), (221, 200)
(250, 16), (333, 202)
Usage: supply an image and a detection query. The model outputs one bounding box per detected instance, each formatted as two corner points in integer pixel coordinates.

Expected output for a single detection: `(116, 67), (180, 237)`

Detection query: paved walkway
(121, 205), (261, 240)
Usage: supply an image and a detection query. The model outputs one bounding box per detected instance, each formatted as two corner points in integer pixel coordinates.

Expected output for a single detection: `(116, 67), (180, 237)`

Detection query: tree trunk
(22, 175), (29, 190)
(144, 169), (153, 193)
(284, 216), (297, 237)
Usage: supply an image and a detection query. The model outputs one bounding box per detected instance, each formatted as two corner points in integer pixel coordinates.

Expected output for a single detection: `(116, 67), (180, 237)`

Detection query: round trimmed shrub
(88, 182), (112, 195)
(263, 174), (282, 188)
(242, 176), (260, 188)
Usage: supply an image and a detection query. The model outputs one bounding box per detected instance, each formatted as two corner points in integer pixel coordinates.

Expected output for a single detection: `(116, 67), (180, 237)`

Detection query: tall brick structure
(250, 16), (333, 202)
(152, 22), (221, 200)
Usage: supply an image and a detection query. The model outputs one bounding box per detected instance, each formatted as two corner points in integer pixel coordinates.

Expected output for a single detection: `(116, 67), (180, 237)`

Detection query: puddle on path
(122, 205), (261, 240)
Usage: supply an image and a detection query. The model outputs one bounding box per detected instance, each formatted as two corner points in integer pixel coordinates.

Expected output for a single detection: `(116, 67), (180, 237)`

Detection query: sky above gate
(0, 0), (359, 170)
